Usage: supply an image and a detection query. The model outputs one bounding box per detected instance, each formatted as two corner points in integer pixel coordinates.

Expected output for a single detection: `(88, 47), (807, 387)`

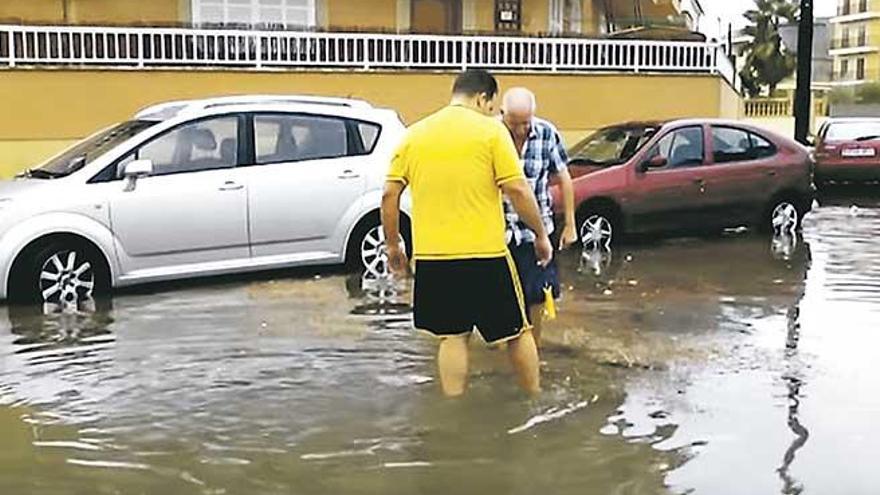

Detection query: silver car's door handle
(338, 170), (360, 180)
(219, 181), (244, 191)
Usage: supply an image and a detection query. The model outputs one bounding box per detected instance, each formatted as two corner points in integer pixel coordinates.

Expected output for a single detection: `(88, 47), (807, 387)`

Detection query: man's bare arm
(381, 181), (409, 275)
(557, 167), (578, 249)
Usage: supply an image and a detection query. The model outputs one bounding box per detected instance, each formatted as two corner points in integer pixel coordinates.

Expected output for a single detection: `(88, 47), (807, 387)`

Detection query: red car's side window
(711, 126), (777, 164)
(648, 126), (705, 169)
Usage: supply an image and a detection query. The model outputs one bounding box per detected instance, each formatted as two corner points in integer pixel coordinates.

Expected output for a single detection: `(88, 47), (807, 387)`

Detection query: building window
(841, 59), (850, 79)
(192, 0), (316, 29)
(842, 26), (851, 48)
(841, 0), (851, 16)
(858, 25), (867, 46)
(860, 0), (868, 13)
(568, 0), (582, 34)
(495, 0), (523, 32)
(857, 57), (866, 80)
(549, 0), (564, 34)
(548, 0), (581, 34)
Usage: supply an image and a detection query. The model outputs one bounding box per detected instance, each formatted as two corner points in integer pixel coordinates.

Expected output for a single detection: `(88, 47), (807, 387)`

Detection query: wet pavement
(1, 188), (879, 494)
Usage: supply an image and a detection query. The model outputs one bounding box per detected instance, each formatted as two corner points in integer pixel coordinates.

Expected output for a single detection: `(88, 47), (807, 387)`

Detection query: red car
(814, 118), (880, 185)
(553, 119), (815, 249)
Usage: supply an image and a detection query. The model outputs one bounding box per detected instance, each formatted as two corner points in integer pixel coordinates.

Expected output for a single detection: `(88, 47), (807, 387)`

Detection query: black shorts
(413, 254), (529, 344)
(508, 241), (561, 308)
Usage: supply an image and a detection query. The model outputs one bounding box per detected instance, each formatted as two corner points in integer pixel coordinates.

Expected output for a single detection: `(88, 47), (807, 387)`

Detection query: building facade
(830, 0), (880, 85)
(0, 0), (696, 38)
(0, 0), (738, 177)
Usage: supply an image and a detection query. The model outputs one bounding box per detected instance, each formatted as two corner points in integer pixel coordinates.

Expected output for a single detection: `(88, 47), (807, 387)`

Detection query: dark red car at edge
(814, 118), (880, 185)
(552, 119), (815, 249)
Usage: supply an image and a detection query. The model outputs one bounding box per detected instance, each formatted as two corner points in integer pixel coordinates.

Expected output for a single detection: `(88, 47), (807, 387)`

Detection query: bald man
(501, 87), (577, 348)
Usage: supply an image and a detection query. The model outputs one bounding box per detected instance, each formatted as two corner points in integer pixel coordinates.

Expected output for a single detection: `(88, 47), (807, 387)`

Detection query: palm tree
(740, 0), (799, 97)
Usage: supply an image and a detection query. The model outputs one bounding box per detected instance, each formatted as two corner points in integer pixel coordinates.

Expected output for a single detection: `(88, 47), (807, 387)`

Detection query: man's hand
(381, 180), (408, 277)
(534, 234), (553, 267)
(386, 241), (410, 278)
(559, 222), (578, 250)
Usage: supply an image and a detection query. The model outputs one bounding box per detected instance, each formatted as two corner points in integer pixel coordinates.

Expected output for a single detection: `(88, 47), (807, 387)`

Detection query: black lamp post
(794, 0), (814, 144)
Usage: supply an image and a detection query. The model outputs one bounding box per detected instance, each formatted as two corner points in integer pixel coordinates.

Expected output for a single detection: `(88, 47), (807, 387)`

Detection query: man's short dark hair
(452, 69), (498, 99)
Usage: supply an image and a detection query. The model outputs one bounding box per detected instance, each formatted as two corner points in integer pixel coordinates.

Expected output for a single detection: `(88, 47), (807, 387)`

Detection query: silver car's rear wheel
(359, 226), (405, 278)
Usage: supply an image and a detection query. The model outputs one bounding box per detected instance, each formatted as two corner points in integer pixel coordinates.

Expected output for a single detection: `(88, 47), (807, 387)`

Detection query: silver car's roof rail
(135, 95), (373, 120)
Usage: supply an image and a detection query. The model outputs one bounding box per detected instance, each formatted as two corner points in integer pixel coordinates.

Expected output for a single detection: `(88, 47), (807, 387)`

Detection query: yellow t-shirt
(387, 105), (524, 260)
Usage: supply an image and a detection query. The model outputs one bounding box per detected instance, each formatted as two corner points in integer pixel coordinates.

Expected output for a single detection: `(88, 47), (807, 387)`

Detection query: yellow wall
(325, 0), (398, 31)
(472, 0), (496, 33)
(0, 0), (185, 25)
(0, 69), (740, 177)
(69, 0), (183, 26)
(719, 80), (744, 121)
(521, 0), (550, 34)
(0, 0), (65, 23)
(583, 0), (604, 34)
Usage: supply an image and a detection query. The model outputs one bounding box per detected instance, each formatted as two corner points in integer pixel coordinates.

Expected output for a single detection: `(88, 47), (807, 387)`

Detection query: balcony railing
(0, 24), (736, 86)
(744, 97), (829, 118)
(744, 98), (792, 118)
(830, 35), (873, 50)
(611, 15), (693, 31)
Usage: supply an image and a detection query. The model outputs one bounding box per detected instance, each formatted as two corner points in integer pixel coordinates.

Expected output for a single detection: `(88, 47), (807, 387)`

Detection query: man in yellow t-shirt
(380, 69), (553, 397)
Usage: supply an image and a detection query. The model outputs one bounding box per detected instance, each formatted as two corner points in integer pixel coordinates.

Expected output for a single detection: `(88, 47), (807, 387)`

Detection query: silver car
(0, 95), (410, 307)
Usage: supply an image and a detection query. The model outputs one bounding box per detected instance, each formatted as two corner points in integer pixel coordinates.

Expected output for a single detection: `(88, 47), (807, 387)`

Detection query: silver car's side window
(255, 114), (348, 165)
(137, 117), (239, 176)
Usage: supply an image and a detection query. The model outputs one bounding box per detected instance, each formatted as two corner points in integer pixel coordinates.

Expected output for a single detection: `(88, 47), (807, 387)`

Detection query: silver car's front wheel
(9, 240), (108, 306)
(39, 250), (95, 308)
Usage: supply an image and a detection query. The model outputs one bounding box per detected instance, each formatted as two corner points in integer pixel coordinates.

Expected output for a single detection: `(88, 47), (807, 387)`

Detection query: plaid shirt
(504, 117), (569, 246)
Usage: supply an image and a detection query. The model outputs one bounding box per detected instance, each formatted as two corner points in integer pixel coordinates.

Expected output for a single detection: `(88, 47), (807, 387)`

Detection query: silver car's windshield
(28, 120), (157, 179)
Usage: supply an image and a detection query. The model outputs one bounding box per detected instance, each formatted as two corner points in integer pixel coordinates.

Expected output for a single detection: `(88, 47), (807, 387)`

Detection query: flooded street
(2, 190), (879, 495)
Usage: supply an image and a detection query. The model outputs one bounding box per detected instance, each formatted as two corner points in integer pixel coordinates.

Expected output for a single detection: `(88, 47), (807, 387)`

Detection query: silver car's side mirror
(122, 159), (153, 192)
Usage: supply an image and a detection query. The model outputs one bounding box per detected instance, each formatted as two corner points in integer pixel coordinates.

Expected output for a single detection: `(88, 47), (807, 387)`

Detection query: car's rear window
(824, 121), (880, 141)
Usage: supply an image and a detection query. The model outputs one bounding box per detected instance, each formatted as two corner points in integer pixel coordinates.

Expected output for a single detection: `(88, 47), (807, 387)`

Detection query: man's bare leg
(507, 331), (541, 395)
(437, 334), (470, 397)
(528, 304), (544, 349)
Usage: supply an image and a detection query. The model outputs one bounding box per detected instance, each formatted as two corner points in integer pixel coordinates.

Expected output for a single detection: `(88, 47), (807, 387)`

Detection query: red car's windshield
(568, 125), (660, 167)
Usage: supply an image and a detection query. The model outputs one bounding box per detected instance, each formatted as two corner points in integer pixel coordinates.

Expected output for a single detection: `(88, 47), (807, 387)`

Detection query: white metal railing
(0, 24), (735, 85)
(745, 98), (792, 118)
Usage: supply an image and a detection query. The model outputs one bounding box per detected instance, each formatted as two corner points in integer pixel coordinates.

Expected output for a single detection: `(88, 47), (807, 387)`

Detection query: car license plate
(842, 148), (877, 158)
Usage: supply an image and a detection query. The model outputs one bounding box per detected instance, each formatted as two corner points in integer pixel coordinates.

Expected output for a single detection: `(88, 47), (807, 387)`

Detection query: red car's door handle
(767, 170), (778, 177)
(693, 179), (705, 185)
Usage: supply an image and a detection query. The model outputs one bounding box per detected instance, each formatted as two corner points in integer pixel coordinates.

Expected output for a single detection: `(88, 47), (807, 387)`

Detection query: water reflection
(7, 298), (114, 352)
(345, 271), (412, 319)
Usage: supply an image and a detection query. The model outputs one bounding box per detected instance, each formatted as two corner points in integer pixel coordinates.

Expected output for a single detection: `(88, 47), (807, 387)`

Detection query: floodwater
(1, 188), (879, 495)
